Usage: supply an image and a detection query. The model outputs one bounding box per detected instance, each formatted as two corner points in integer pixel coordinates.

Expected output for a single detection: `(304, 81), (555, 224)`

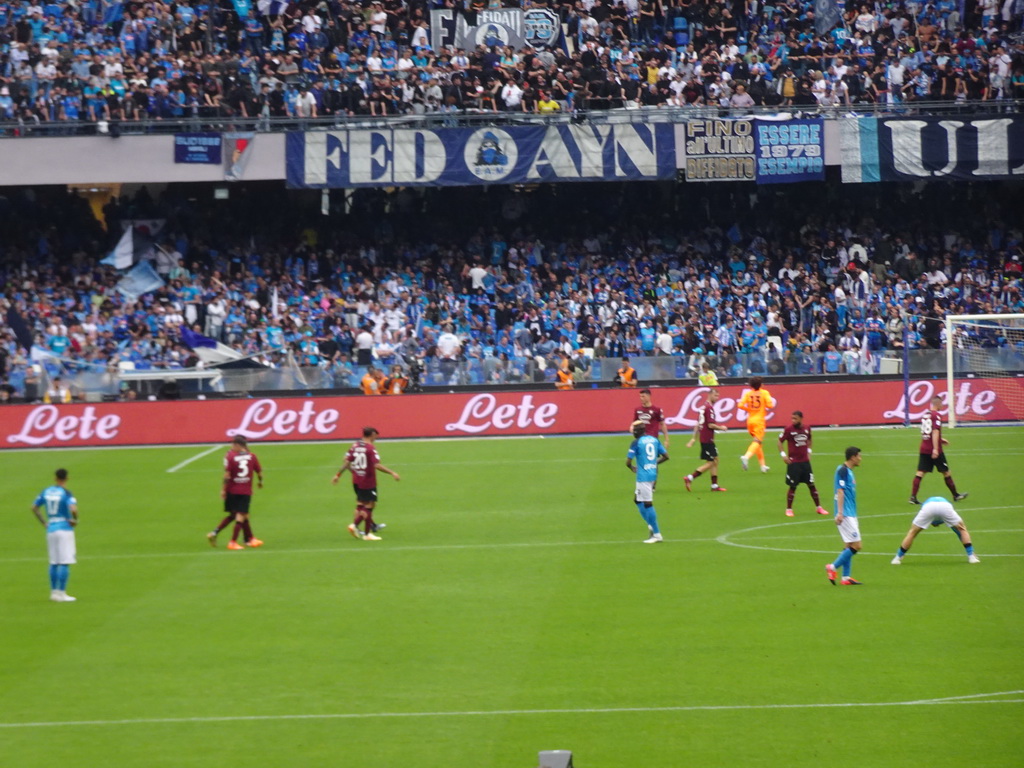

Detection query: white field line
(167, 451), (1024, 473)
(0, 536), (724, 566)
(0, 508), (1019, 567)
(1, 425), (1021, 455)
(165, 445), (221, 473)
(0, 691), (1021, 730)
(744, 528), (1024, 541)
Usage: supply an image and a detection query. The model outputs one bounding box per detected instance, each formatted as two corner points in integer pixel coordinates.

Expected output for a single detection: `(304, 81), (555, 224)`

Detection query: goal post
(945, 313), (1024, 428)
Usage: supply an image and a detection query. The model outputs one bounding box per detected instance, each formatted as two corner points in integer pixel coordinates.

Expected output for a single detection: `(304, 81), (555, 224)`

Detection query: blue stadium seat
(672, 17), (688, 31)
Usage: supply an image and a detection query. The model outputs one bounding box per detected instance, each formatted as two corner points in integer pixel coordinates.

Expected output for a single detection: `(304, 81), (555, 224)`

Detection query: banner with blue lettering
(753, 118), (825, 184)
(840, 117), (1024, 183)
(286, 125), (676, 189)
(174, 133), (222, 164)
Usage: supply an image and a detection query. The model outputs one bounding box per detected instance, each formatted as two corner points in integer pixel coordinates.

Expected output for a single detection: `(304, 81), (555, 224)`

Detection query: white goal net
(946, 314), (1024, 427)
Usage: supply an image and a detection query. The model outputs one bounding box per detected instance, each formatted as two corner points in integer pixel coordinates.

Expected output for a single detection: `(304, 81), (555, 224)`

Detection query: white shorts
(634, 481), (654, 503)
(913, 499), (963, 530)
(837, 516), (861, 544)
(47, 530), (76, 565)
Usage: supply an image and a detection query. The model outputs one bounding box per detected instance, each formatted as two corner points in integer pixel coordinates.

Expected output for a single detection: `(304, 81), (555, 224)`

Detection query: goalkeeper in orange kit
(737, 376), (775, 473)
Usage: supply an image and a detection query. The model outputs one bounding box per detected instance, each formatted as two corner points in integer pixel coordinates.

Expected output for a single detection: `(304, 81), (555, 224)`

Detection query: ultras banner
(840, 116), (1024, 182)
(1, 379), (1018, 449)
(285, 124), (676, 188)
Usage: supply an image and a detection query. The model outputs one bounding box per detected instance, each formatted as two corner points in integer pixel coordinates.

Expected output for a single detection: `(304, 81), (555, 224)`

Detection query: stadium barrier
(0, 378), (1016, 449)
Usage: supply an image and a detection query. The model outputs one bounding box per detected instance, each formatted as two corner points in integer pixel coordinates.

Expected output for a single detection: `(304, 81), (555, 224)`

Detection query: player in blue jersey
(31, 468), (79, 602)
(825, 447), (863, 586)
(625, 420), (669, 543)
(891, 496), (980, 565)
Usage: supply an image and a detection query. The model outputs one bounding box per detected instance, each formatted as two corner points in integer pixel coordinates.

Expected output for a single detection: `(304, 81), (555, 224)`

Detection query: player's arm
(254, 458), (264, 490)
(661, 420), (669, 447)
(778, 431), (791, 464)
(31, 503), (46, 527)
(834, 487), (845, 525)
(686, 421), (699, 448)
(736, 392), (751, 413)
(657, 453), (669, 465)
(221, 466), (232, 499)
(69, 502), (78, 527)
(931, 425), (940, 458)
(332, 459), (351, 485)
(377, 463), (401, 482)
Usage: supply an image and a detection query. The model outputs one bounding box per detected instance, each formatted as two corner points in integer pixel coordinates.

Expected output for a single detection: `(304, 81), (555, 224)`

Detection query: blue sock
(636, 503), (650, 529)
(647, 505), (660, 535)
(833, 548), (852, 574)
(49, 564), (59, 590)
(897, 546), (908, 557)
(56, 565), (69, 591)
(843, 549), (857, 577)
(964, 542), (974, 556)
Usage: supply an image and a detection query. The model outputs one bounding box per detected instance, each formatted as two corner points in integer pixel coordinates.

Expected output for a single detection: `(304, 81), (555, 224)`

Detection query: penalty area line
(166, 445), (221, 473)
(1, 692), (1022, 729)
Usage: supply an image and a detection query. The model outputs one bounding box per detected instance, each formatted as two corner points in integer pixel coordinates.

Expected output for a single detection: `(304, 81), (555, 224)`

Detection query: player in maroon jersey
(207, 436), (264, 550)
(634, 388), (670, 446)
(778, 411), (828, 518)
(910, 396), (968, 505)
(684, 389), (727, 492)
(332, 426), (400, 541)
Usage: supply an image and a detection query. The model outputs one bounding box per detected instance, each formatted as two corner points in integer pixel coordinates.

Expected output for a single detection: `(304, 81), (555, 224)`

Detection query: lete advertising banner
(0, 379), (1018, 450)
(286, 124), (676, 189)
(840, 116), (1024, 183)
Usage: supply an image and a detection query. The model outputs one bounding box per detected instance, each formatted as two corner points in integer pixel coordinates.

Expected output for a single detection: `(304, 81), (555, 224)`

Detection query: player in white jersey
(891, 496), (979, 564)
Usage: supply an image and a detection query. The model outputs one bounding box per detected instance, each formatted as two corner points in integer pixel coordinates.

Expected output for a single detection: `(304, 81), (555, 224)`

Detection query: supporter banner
(1, 378), (1018, 449)
(753, 119), (825, 184)
(430, 9), (560, 51)
(174, 133), (222, 164)
(224, 132), (255, 181)
(840, 117), (1024, 183)
(677, 119), (755, 182)
(286, 125), (675, 189)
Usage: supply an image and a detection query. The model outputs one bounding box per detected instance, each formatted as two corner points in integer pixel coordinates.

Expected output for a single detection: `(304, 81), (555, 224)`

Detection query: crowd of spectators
(1, 180), (1022, 400)
(0, 0), (1022, 127)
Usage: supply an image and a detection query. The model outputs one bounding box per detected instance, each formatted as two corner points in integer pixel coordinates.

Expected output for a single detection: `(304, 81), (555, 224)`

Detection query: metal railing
(1, 99), (1020, 139)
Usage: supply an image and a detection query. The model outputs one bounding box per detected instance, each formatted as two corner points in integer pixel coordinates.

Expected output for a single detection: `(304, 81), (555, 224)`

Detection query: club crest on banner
(465, 129), (516, 181)
(523, 9), (560, 48)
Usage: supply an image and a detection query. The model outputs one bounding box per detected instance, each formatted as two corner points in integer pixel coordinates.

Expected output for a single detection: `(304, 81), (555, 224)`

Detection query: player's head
(55, 468), (68, 482)
(845, 446), (862, 465)
(930, 396), (941, 408)
(639, 388), (651, 405)
(621, 357), (630, 366)
(630, 420), (645, 438)
(362, 426), (379, 440)
(707, 388), (720, 403)
(791, 410), (803, 426)
(748, 376), (763, 390)
(232, 436), (248, 449)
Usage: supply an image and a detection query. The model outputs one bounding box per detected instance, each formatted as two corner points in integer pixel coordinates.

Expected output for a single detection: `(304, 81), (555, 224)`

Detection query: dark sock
(710, 475), (718, 485)
(911, 476), (922, 497)
(215, 515), (234, 533)
(242, 520), (254, 542)
(809, 484), (821, 505)
(353, 505), (365, 526)
(231, 523), (243, 542)
(691, 469), (702, 479)
(364, 509), (375, 534)
(944, 475), (959, 495)
(786, 488), (796, 507)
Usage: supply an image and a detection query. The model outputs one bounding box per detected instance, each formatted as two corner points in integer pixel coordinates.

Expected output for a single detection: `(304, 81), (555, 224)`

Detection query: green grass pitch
(1, 426), (1022, 768)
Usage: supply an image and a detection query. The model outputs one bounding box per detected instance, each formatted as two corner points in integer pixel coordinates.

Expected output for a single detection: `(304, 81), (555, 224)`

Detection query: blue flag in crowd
(114, 261), (165, 302)
(180, 326), (219, 350)
(814, 0), (843, 35)
(102, 1), (124, 25)
(101, 226), (155, 270)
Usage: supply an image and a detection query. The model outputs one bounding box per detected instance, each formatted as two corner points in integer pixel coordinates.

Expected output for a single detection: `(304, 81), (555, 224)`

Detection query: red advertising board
(0, 378), (1018, 449)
